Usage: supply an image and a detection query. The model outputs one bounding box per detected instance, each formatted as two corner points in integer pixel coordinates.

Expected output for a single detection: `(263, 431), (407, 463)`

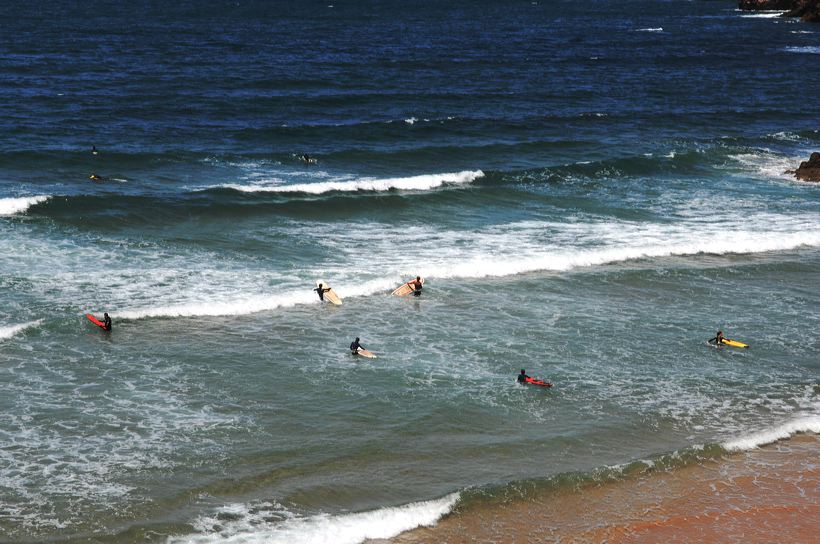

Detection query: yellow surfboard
(721, 338), (748, 348)
(316, 280), (342, 305)
(391, 277), (424, 297)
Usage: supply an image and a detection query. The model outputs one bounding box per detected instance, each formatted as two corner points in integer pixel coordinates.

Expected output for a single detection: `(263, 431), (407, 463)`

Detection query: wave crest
(217, 170), (484, 194)
(0, 196), (50, 215)
(169, 493), (459, 544)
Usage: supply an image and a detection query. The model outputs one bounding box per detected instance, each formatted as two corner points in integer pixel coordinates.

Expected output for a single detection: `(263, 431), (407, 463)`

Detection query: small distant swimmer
(350, 337), (364, 355)
(300, 154), (316, 164)
(314, 283), (331, 301)
(89, 172), (103, 181)
(709, 330), (724, 345)
(517, 369), (530, 383)
(92, 145), (98, 155)
(103, 312), (112, 331)
(408, 276), (423, 297)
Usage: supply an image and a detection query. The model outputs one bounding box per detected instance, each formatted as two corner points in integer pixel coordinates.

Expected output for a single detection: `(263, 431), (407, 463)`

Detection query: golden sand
(385, 434), (819, 543)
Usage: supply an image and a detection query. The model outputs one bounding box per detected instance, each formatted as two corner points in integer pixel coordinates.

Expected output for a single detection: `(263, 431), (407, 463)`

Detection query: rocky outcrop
(738, 0), (792, 9)
(792, 152), (820, 182)
(783, 0), (820, 21)
(738, 0), (820, 22)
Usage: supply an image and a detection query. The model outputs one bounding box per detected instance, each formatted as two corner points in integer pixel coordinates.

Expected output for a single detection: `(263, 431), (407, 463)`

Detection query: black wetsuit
(314, 286), (330, 301)
(517, 372), (529, 383)
(413, 283), (422, 297)
(103, 316), (112, 331)
(350, 340), (362, 354)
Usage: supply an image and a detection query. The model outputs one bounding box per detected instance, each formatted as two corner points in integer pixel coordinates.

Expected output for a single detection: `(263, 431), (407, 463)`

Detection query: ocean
(1, 1), (818, 542)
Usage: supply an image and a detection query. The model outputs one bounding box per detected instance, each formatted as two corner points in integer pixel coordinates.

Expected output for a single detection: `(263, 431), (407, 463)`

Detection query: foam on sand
(0, 196), (50, 215)
(169, 492), (460, 544)
(722, 415), (820, 452)
(219, 170), (484, 194)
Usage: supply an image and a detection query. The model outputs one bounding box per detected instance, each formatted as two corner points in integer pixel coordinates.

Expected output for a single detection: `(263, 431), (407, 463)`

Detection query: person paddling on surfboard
(517, 369), (530, 383)
(710, 330), (724, 345)
(314, 283), (331, 301)
(103, 313), (112, 331)
(350, 337), (364, 355)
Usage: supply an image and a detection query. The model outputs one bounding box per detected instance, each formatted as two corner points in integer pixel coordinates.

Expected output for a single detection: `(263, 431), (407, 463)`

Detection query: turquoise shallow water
(1, 1), (819, 542)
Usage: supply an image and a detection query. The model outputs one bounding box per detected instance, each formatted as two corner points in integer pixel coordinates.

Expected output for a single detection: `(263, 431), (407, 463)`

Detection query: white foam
(0, 320), (42, 341)
(111, 213), (820, 320)
(0, 196), (49, 215)
(635, 27), (663, 32)
(783, 46), (820, 54)
(722, 415), (820, 452)
(404, 117), (418, 125)
(219, 170), (484, 195)
(169, 493), (459, 544)
(728, 152), (802, 180)
(739, 11), (785, 18)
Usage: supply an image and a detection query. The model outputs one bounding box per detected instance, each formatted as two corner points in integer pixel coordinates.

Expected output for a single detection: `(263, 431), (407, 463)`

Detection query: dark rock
(738, 0), (793, 9)
(793, 152), (820, 182)
(783, 0), (820, 21)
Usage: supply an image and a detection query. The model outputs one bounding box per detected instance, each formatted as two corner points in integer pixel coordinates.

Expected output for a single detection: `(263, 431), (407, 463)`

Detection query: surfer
(92, 145), (98, 155)
(408, 276), (423, 297)
(350, 337), (364, 355)
(103, 312), (112, 331)
(314, 283), (331, 301)
(517, 369), (530, 383)
(89, 173), (102, 181)
(300, 154), (316, 164)
(710, 330), (724, 345)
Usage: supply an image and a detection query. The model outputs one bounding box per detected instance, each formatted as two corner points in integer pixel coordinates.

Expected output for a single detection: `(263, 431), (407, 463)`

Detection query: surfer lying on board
(408, 276), (423, 297)
(350, 337), (364, 355)
(314, 283), (331, 301)
(709, 330), (724, 345)
(517, 369), (530, 383)
(103, 313), (112, 331)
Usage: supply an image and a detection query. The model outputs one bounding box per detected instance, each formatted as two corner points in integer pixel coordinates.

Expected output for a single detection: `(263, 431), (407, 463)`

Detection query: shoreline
(384, 433), (819, 543)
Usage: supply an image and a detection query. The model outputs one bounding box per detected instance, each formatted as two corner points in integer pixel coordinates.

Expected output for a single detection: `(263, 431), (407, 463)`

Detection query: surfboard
(525, 377), (552, 388)
(356, 348), (377, 359)
(86, 313), (106, 329)
(316, 280), (342, 305)
(721, 338), (748, 348)
(391, 277), (424, 297)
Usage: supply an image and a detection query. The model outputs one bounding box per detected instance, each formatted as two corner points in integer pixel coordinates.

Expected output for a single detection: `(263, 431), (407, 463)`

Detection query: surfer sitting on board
(314, 283), (331, 301)
(408, 276), (423, 297)
(350, 337), (364, 355)
(517, 369), (530, 383)
(103, 313), (112, 331)
(709, 330), (724, 345)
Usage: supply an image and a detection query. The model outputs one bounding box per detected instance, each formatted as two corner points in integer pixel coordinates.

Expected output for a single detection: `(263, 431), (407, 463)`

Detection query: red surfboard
(525, 377), (552, 388)
(86, 313), (106, 329)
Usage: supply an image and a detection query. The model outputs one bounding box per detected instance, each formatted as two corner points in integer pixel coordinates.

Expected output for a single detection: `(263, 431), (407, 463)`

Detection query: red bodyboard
(525, 377), (552, 388)
(86, 313), (106, 329)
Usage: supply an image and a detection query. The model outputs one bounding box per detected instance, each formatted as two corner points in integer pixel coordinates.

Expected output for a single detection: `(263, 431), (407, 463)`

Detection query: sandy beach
(387, 434), (820, 543)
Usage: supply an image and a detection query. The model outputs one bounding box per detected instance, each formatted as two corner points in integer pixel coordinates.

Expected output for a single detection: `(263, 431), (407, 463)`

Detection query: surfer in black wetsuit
(350, 337), (363, 355)
(517, 369), (529, 383)
(710, 330), (724, 345)
(314, 283), (331, 301)
(103, 313), (112, 331)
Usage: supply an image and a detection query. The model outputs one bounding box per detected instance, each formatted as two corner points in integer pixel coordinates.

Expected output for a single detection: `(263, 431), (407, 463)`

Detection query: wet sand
(385, 434), (819, 543)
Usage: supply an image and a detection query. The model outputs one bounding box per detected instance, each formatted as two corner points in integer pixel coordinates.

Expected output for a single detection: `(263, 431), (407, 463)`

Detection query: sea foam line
(114, 227), (820, 320)
(169, 492), (460, 544)
(0, 196), (50, 215)
(219, 170), (484, 194)
(722, 415), (820, 452)
(0, 320), (42, 341)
